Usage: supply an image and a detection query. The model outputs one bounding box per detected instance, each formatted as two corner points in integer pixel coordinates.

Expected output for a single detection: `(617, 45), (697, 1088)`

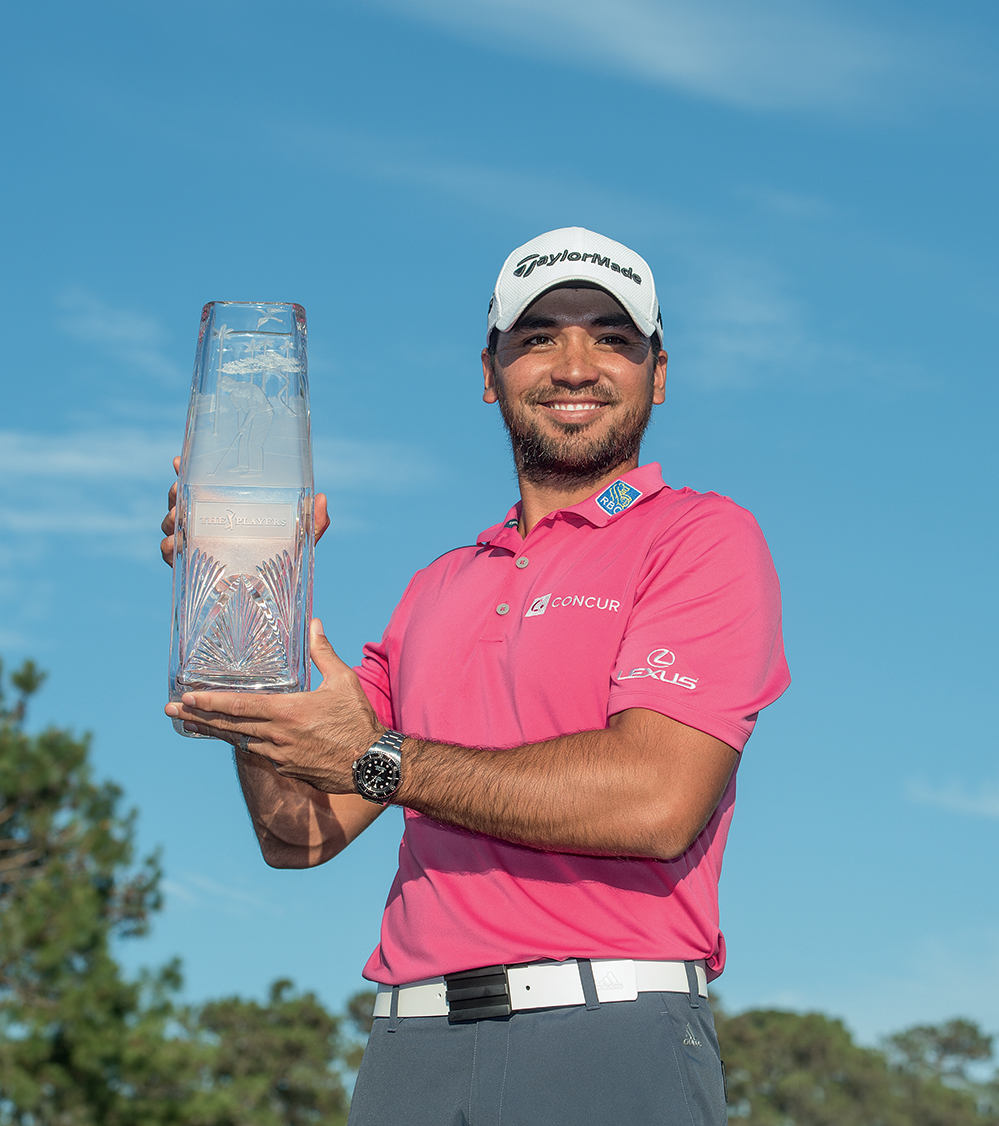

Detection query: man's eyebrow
(590, 313), (638, 330)
(512, 314), (559, 331)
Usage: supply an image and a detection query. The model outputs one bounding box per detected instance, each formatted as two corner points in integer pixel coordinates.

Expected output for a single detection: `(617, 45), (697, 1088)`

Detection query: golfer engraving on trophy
(168, 301), (314, 735)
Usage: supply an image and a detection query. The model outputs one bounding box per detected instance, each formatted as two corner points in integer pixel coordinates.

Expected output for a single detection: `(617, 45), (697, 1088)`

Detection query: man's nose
(550, 337), (600, 386)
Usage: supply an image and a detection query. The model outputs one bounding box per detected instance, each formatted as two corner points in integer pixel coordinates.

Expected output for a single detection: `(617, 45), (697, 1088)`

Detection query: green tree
(885, 1019), (999, 1120)
(716, 1005), (999, 1126)
(342, 991), (375, 1073)
(885, 1018), (993, 1083)
(184, 980), (350, 1126)
(0, 657), (171, 1124)
(0, 661), (355, 1125)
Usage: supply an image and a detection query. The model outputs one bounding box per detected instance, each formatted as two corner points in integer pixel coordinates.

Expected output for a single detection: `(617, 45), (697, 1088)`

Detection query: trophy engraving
(169, 302), (314, 737)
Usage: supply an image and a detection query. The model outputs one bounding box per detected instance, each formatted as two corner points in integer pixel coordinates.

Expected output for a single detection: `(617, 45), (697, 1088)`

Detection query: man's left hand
(164, 619), (383, 793)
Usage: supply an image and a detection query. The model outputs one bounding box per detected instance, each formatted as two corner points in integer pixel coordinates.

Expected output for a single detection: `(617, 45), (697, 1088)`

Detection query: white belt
(373, 959), (707, 1019)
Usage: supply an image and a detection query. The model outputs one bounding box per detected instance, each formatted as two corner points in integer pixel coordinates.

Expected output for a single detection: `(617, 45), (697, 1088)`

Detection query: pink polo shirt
(356, 462), (789, 985)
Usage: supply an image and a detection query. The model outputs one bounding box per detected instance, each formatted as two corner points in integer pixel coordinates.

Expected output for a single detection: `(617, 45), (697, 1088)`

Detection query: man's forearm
(234, 748), (381, 868)
(393, 709), (737, 861)
(166, 645), (736, 863)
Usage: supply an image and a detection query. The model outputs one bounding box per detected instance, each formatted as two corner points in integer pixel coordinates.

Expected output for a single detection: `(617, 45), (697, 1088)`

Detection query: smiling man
(163, 228), (790, 1125)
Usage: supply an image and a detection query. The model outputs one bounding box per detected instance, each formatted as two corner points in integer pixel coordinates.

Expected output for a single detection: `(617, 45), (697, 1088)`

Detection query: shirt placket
(478, 524), (548, 642)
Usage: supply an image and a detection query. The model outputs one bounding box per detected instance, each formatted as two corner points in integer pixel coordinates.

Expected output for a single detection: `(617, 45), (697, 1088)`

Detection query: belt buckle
(444, 964), (512, 1023)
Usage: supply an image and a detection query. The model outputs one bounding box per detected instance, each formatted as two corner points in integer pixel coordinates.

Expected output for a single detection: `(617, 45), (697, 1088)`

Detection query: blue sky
(2, 0), (996, 1043)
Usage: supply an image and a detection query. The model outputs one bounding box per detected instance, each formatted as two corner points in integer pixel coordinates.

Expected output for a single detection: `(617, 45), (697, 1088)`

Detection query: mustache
(523, 387), (622, 408)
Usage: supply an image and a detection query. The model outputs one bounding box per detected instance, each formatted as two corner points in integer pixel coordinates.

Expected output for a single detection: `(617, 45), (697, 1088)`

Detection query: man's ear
(482, 348), (499, 404)
(652, 349), (668, 406)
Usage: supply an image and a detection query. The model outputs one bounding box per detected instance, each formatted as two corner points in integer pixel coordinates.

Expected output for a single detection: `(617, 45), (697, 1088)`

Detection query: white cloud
(313, 437), (436, 494)
(663, 254), (822, 388)
(294, 120), (672, 233)
(719, 927), (999, 1045)
(160, 878), (199, 905)
(368, 0), (909, 113)
(741, 187), (837, 220)
(0, 433), (434, 497)
(0, 429), (177, 482)
(0, 505), (155, 536)
(907, 775), (999, 819)
(0, 627), (28, 650)
(57, 288), (186, 385)
(295, 124), (890, 390)
(0, 428), (435, 556)
(162, 872), (280, 917)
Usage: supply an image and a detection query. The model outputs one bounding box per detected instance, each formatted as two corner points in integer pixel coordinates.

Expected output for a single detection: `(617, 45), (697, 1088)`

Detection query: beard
(493, 378), (655, 490)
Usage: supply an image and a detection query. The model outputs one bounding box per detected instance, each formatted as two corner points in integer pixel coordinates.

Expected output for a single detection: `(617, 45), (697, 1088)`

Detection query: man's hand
(165, 620), (381, 793)
(159, 456), (331, 566)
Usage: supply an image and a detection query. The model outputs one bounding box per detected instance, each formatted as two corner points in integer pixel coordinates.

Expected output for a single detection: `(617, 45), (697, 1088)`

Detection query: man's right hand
(159, 456), (331, 567)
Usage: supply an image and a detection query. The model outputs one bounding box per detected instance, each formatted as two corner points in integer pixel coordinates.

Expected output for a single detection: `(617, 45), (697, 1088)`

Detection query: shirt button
(496, 603), (510, 615)
(515, 557), (529, 569)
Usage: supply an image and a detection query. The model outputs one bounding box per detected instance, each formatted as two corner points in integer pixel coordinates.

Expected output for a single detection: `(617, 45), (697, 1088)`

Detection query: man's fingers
(314, 493), (330, 544)
(162, 458), (181, 566)
(177, 689), (273, 716)
(165, 689), (277, 725)
(180, 719), (281, 760)
(170, 705), (266, 745)
(160, 501), (177, 565)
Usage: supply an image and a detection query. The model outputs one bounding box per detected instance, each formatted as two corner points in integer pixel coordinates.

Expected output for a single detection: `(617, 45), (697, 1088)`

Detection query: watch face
(355, 751), (401, 800)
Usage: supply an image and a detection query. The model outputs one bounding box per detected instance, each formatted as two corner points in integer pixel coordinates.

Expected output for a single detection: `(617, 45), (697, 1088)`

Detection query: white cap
(487, 227), (662, 344)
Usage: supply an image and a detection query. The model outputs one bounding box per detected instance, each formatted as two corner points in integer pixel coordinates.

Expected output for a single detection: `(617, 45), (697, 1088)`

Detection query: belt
(373, 959), (707, 1022)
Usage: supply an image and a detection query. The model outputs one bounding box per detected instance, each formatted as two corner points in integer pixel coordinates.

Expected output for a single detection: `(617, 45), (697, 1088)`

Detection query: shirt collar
(477, 463), (668, 547)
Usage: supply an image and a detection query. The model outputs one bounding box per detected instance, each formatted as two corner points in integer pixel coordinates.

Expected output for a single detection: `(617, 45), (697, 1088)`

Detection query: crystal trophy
(168, 302), (313, 737)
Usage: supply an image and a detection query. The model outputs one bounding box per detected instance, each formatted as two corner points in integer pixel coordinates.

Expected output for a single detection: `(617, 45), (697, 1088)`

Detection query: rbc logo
(595, 480), (643, 516)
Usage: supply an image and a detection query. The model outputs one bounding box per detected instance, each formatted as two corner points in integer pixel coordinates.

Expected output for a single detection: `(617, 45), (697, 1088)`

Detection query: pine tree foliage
(716, 1005), (999, 1125)
(0, 662), (356, 1125)
(885, 1018), (993, 1081)
(187, 980), (350, 1126)
(0, 658), (168, 1124)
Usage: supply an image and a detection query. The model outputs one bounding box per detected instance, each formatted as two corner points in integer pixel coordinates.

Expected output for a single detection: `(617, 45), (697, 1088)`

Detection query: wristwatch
(352, 729), (405, 804)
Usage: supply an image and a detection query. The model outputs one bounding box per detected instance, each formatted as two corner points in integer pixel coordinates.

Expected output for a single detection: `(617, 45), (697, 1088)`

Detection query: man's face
(481, 287), (667, 489)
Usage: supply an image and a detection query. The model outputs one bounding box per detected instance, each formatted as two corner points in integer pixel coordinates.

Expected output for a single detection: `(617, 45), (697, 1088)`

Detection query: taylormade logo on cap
(513, 248), (643, 285)
(487, 227), (662, 344)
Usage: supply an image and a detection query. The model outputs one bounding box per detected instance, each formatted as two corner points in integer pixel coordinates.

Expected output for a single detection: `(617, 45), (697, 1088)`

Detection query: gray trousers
(348, 985), (727, 1125)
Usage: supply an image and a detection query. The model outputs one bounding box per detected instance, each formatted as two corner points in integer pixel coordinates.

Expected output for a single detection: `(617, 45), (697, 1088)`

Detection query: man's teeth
(548, 402), (601, 412)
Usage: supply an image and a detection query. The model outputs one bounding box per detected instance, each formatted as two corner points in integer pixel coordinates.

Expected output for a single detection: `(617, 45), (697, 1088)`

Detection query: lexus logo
(647, 648), (675, 667)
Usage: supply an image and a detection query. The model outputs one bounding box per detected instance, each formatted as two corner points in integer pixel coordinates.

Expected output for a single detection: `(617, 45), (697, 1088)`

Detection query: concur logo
(525, 593), (552, 617)
(524, 593), (621, 618)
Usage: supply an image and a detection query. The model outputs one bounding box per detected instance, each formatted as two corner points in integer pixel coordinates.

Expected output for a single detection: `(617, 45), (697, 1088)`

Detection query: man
(162, 228), (790, 1124)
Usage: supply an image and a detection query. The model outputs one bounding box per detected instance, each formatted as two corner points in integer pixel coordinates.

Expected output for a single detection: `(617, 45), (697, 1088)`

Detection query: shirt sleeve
(353, 572), (422, 731)
(607, 494), (790, 751)
(354, 636), (395, 730)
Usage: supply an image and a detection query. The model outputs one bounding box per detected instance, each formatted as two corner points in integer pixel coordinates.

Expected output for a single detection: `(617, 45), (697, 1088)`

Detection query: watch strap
(369, 729), (405, 759)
